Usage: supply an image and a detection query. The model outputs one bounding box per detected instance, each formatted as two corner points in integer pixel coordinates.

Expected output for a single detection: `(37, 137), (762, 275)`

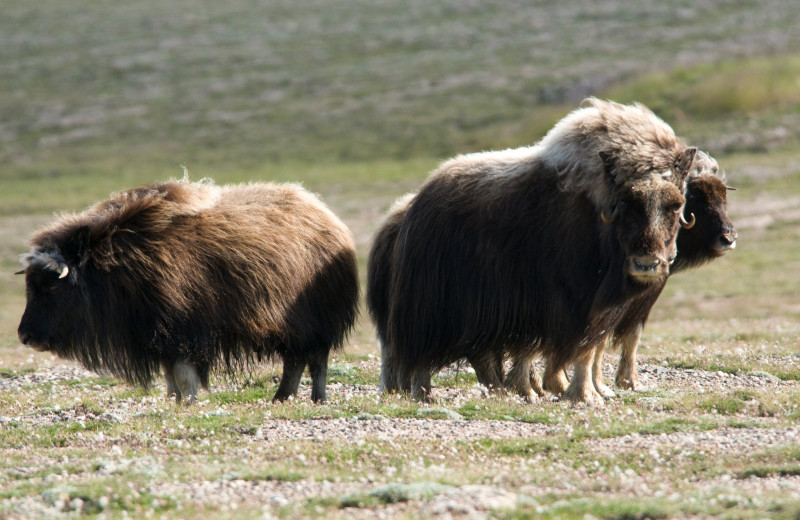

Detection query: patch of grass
(698, 395), (747, 415)
(739, 466), (800, 479)
(0, 367), (35, 378)
(454, 399), (555, 424)
(636, 417), (697, 436)
(607, 55), (800, 122)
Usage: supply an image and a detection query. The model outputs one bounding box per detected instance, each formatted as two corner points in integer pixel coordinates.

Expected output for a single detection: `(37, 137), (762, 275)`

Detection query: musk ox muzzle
(626, 254), (670, 281)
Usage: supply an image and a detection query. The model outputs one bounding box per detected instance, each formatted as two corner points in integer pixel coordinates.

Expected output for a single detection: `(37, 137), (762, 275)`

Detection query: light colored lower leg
(592, 337), (616, 398)
(543, 359), (569, 394)
(529, 362), (546, 397)
(615, 325), (643, 390)
(562, 348), (604, 406)
(504, 354), (534, 401)
(173, 360), (200, 406)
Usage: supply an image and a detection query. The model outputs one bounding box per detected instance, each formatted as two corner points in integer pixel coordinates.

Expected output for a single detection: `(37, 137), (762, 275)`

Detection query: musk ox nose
(18, 330), (32, 346)
(633, 255), (660, 271)
(717, 229), (738, 251)
(628, 255), (668, 281)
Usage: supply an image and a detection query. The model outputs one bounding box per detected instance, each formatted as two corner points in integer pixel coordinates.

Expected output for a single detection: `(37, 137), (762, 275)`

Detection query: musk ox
(17, 178), (359, 404)
(459, 151), (737, 400)
(601, 153), (738, 393)
(372, 98), (697, 404)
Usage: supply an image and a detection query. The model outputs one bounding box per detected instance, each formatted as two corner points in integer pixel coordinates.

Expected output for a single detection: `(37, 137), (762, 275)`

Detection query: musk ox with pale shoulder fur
(17, 178), (359, 404)
(371, 98), (697, 405)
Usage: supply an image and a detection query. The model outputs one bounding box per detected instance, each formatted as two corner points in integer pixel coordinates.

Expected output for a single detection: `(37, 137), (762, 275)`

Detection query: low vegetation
(2, 1), (800, 517)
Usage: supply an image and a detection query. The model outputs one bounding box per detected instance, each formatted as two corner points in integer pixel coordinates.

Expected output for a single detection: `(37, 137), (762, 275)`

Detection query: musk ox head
(673, 168), (737, 271)
(599, 147), (695, 285)
(17, 226), (92, 353)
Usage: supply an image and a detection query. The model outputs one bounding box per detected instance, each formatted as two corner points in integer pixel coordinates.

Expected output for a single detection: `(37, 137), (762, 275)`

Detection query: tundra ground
(2, 1), (800, 517)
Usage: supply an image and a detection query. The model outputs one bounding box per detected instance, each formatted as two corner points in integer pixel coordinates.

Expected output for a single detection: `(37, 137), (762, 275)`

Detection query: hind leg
(308, 349), (330, 403)
(504, 353), (533, 400)
(543, 358), (570, 395)
(272, 352), (306, 402)
(172, 360), (200, 406)
(379, 340), (401, 394)
(529, 359), (545, 398)
(469, 352), (505, 394)
(162, 361), (182, 403)
(410, 368), (433, 402)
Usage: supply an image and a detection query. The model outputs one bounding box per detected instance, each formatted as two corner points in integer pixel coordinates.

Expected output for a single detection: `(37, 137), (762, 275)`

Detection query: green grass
(3, 1), (800, 518)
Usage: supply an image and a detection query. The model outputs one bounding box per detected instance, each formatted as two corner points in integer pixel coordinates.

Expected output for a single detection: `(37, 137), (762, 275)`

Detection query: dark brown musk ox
(457, 151), (738, 400)
(16, 177), (359, 404)
(372, 98), (697, 405)
(593, 152), (738, 394)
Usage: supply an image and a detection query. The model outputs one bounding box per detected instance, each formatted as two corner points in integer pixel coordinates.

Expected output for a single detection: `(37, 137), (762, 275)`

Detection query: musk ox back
(17, 178), (359, 404)
(375, 99), (695, 404)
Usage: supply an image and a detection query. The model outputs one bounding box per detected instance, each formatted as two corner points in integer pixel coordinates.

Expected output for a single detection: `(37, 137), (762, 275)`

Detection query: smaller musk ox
(17, 178), (359, 404)
(587, 152), (738, 395)
(370, 98), (697, 404)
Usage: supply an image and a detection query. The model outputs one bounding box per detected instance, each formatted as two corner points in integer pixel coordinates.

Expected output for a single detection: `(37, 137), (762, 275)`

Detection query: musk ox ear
(599, 151), (616, 180)
(673, 147), (698, 183)
(64, 225), (92, 266)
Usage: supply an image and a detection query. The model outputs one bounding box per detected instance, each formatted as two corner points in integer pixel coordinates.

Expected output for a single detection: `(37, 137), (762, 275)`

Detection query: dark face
(17, 253), (81, 352)
(606, 178), (686, 285)
(677, 174), (737, 262)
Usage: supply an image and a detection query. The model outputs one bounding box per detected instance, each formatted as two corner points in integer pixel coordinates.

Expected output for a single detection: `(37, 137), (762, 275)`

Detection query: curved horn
(600, 210), (614, 223)
(680, 212), (696, 229)
(58, 265), (70, 279)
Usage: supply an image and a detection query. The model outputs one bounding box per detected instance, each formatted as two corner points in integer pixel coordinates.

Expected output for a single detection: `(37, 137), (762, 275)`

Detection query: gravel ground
(2, 360), (800, 519)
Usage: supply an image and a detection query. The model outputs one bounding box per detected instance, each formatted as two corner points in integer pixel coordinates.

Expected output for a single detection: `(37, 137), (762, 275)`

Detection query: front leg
(592, 336), (616, 398)
(562, 347), (604, 407)
(615, 324), (643, 390)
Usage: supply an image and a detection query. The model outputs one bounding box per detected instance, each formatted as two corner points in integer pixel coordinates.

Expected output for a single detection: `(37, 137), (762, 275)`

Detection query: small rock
(416, 408), (464, 420)
(746, 371), (781, 382)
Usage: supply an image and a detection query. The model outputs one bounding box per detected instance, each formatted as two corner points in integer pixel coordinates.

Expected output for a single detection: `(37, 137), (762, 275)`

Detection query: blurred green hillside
(2, 0), (800, 352)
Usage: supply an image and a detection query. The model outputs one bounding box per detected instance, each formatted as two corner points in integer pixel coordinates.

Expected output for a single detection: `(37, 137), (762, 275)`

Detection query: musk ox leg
(379, 341), (401, 394)
(410, 369), (433, 402)
(162, 361), (182, 403)
(468, 353), (505, 394)
(173, 360), (200, 406)
(307, 350), (329, 403)
(504, 354), (536, 401)
(529, 361), (545, 398)
(592, 337), (616, 398)
(562, 348), (604, 407)
(615, 325), (643, 390)
(272, 353), (306, 402)
(543, 359), (570, 395)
